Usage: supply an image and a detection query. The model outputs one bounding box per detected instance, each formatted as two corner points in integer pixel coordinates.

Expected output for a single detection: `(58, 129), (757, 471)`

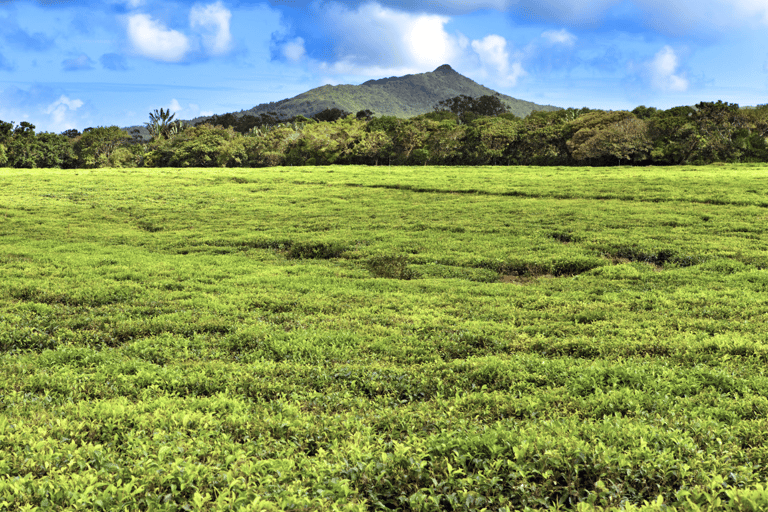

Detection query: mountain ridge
(186, 64), (561, 126)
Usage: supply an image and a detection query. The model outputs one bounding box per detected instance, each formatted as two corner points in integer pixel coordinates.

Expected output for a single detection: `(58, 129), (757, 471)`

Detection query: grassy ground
(2, 164), (768, 511)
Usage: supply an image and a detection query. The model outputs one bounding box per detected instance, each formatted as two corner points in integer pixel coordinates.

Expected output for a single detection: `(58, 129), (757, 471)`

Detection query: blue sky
(1, 0), (767, 133)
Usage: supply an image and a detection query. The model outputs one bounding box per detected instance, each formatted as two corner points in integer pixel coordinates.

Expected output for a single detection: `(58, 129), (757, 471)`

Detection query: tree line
(2, 97), (768, 169)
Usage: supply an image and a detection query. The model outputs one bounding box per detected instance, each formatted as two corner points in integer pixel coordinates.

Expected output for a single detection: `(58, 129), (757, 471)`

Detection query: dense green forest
(2, 98), (768, 169)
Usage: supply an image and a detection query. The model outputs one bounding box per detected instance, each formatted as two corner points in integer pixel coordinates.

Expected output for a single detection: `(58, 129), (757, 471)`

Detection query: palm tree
(145, 108), (183, 140)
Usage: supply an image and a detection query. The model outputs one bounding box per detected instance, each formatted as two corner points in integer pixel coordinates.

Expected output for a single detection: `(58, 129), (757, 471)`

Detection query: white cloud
(168, 99), (183, 113)
(731, 0), (768, 24)
(190, 1), (233, 55)
(43, 95), (85, 131)
(314, 2), (463, 75)
(620, 0), (768, 35)
(46, 95), (84, 112)
(471, 35), (526, 86)
(127, 14), (190, 62)
(541, 29), (576, 46)
(472, 35), (508, 73)
(306, 1), (532, 90)
(648, 45), (688, 92)
(282, 37), (306, 62)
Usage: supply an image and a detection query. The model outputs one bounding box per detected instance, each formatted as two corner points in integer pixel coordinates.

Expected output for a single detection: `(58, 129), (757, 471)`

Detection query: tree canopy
(2, 100), (768, 169)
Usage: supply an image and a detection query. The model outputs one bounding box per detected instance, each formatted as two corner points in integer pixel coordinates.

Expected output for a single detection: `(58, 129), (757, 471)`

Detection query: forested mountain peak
(187, 64), (561, 126)
(434, 64), (460, 74)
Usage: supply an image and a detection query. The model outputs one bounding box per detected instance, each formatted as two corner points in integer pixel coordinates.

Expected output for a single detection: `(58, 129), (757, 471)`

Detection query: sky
(1, 0), (767, 133)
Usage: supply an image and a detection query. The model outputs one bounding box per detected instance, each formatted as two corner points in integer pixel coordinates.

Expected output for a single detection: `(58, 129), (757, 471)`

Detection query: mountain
(188, 64), (560, 125)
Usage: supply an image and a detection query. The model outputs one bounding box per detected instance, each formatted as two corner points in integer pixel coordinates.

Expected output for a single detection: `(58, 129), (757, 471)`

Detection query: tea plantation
(3, 165), (768, 511)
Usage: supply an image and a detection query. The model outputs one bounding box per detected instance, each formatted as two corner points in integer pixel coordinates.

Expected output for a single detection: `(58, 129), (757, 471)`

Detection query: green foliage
(74, 126), (132, 168)
(366, 254), (419, 279)
(313, 108), (351, 123)
(463, 116), (520, 164)
(238, 64), (560, 121)
(157, 124), (247, 168)
(6, 101), (768, 171)
(144, 108), (186, 141)
(568, 111), (652, 165)
(35, 132), (77, 168)
(2, 166), (768, 508)
(5, 121), (38, 168)
(5, 165), (768, 509)
(434, 94), (510, 124)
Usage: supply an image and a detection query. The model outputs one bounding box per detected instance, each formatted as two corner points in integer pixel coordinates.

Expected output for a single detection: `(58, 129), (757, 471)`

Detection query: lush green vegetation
(3, 164), (768, 510)
(233, 64), (559, 122)
(3, 100), (768, 170)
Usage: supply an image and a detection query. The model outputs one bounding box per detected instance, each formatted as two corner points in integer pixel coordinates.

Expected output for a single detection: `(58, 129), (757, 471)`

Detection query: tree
(195, 113), (266, 134)
(313, 108), (351, 123)
(35, 132), (77, 168)
(691, 101), (750, 162)
(631, 106), (658, 120)
(145, 108), (185, 140)
(507, 110), (576, 165)
(740, 104), (768, 161)
(434, 94), (509, 124)
(565, 111), (651, 165)
(420, 118), (465, 165)
(74, 126), (131, 168)
(647, 106), (700, 164)
(354, 129), (392, 166)
(0, 120), (12, 166)
(6, 122), (39, 168)
(568, 114), (651, 165)
(463, 116), (520, 165)
(0, 120), (12, 144)
(61, 128), (81, 139)
(356, 110), (374, 122)
(162, 124), (247, 168)
(391, 119), (427, 164)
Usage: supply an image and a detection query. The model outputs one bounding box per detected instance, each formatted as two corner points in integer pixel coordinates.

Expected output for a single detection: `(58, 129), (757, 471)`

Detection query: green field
(3, 164), (768, 511)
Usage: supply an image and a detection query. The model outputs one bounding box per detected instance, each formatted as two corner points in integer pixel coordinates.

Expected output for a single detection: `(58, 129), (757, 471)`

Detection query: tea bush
(2, 164), (768, 510)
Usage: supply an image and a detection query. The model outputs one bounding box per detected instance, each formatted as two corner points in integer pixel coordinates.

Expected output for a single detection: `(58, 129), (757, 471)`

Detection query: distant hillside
(187, 64), (560, 126)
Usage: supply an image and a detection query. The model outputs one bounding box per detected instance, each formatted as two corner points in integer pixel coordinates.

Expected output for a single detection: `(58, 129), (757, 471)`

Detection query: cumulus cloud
(190, 1), (233, 55)
(731, 0), (768, 25)
(471, 35), (526, 86)
(44, 95), (85, 131)
(648, 45), (688, 92)
(168, 98), (182, 113)
(307, 2), (463, 75)
(295, 2), (531, 88)
(184, 103), (216, 118)
(281, 37), (306, 62)
(62, 53), (95, 71)
(127, 13), (190, 62)
(0, 86), (90, 133)
(125, 3), (234, 62)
